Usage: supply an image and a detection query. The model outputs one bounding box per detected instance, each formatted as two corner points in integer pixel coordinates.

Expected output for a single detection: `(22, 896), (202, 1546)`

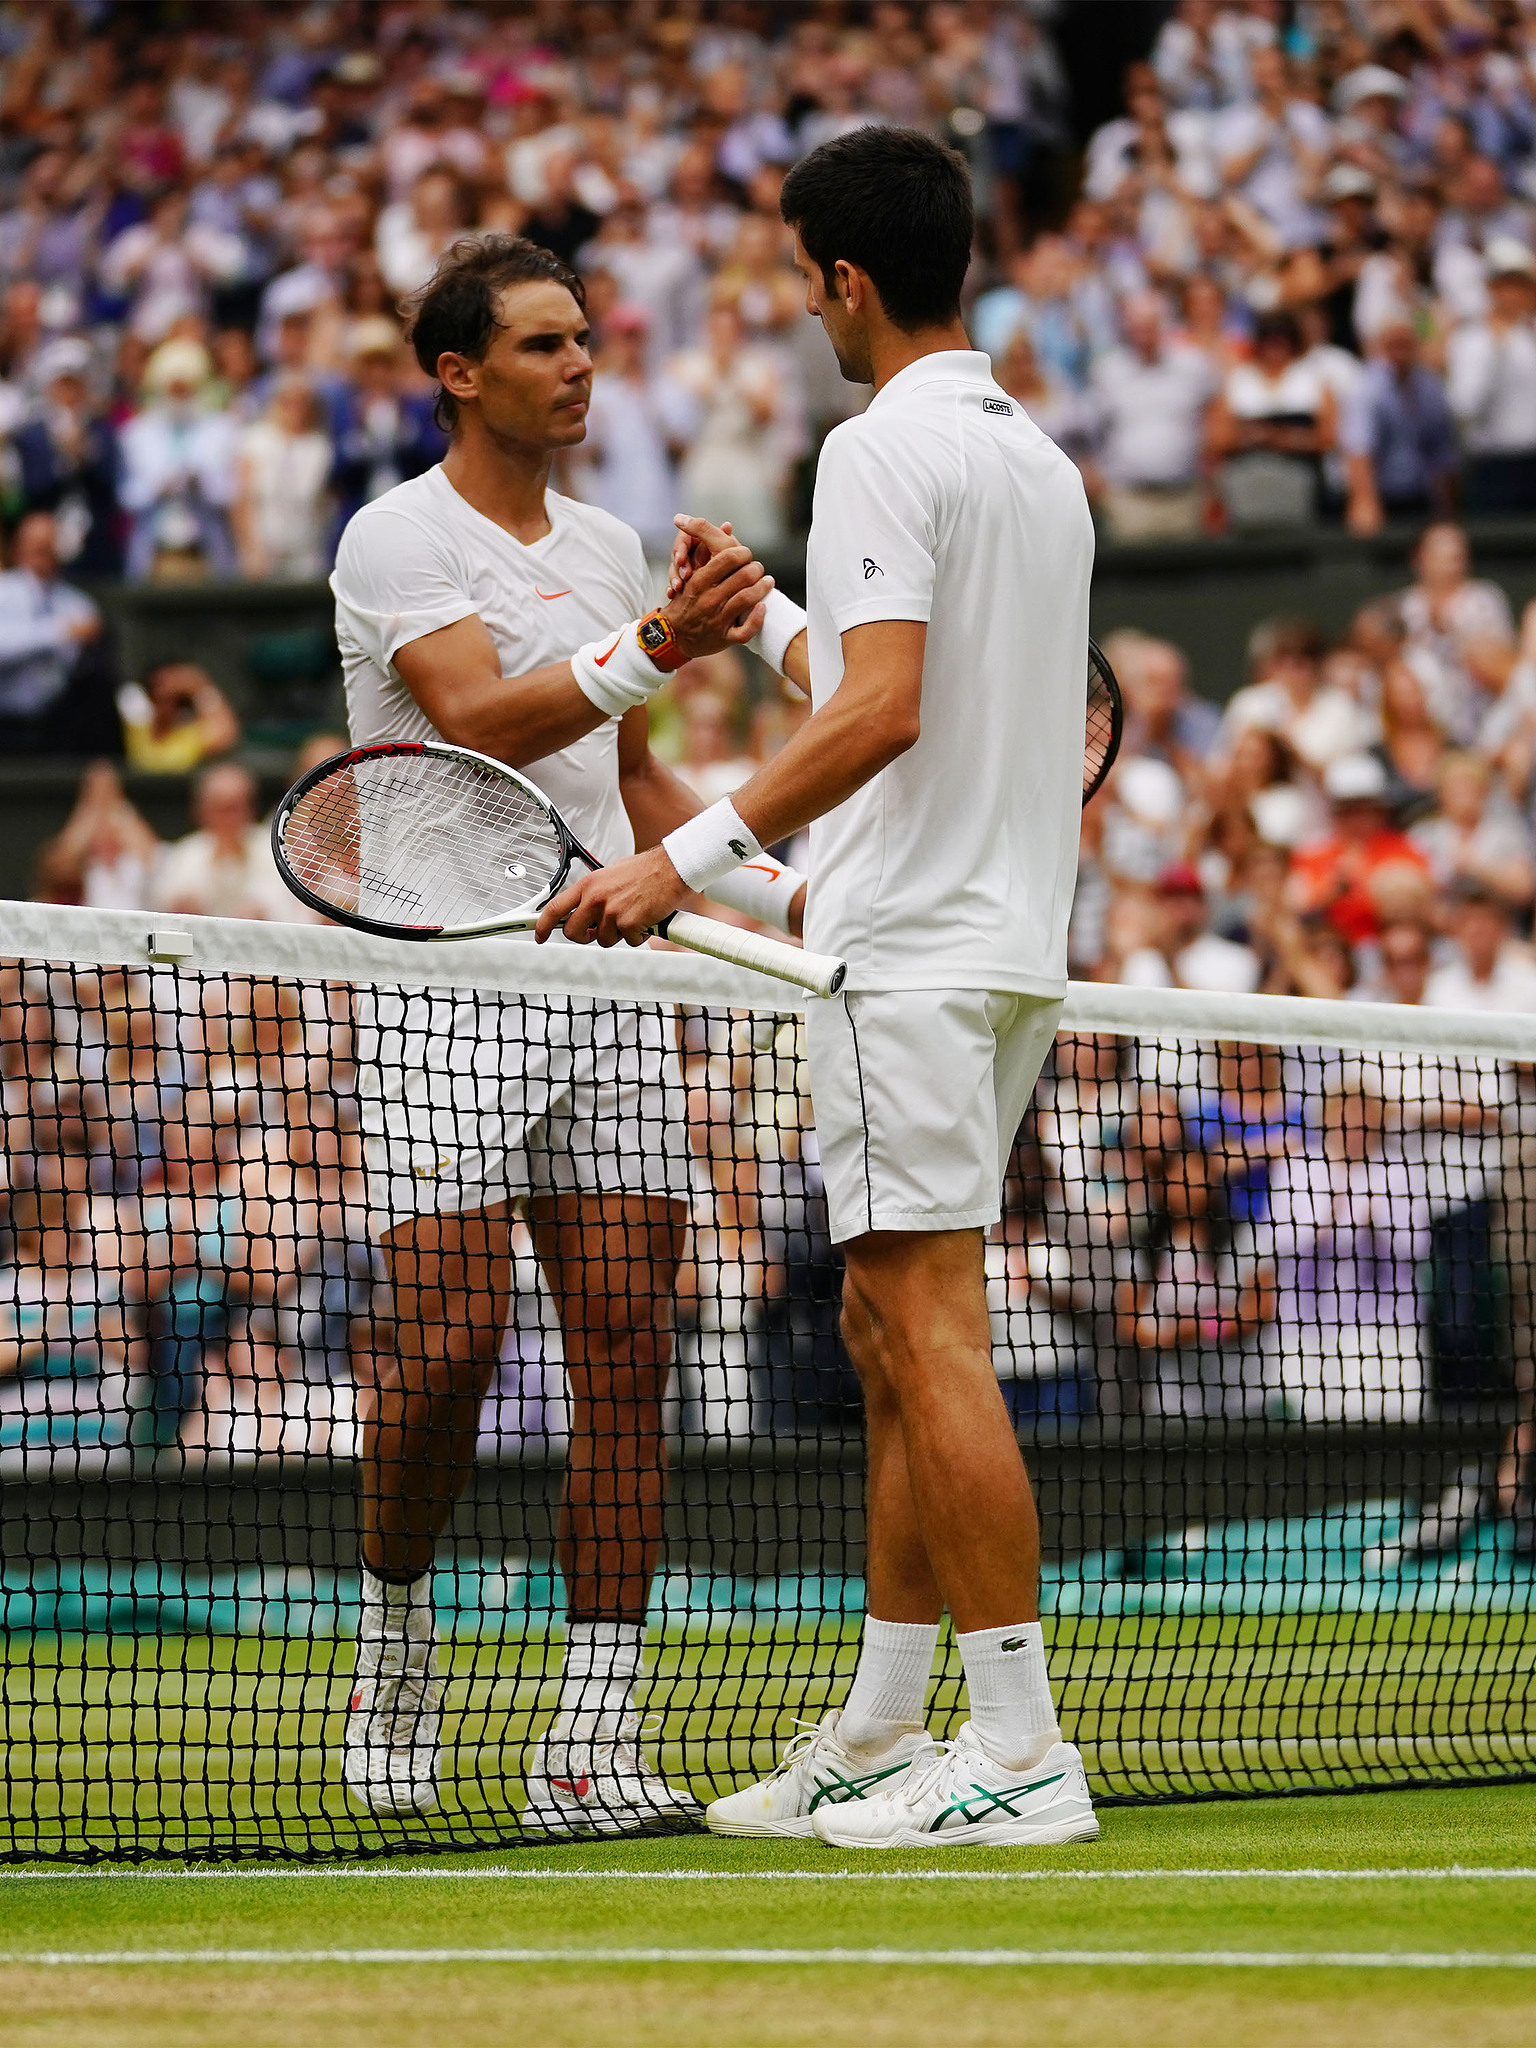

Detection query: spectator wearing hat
(1333, 64), (1413, 183)
(1317, 164), (1382, 356)
(13, 336), (122, 575)
(1087, 292), (1217, 541)
(1447, 237), (1536, 512)
(117, 338), (239, 579)
(330, 319), (444, 530)
(1289, 752), (1431, 946)
(1342, 319), (1459, 535)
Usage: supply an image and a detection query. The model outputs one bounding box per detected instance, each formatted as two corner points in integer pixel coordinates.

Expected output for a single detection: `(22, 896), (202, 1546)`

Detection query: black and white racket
(1084, 638), (1123, 806)
(271, 740), (847, 998)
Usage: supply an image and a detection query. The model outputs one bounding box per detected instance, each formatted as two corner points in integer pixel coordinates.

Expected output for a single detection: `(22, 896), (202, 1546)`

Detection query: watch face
(638, 615), (673, 655)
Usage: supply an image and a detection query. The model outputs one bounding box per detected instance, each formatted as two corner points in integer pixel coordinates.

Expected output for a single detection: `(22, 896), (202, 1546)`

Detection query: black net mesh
(0, 934), (1532, 1861)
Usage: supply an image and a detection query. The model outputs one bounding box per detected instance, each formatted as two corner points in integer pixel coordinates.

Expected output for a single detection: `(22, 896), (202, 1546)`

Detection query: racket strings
(282, 755), (565, 929)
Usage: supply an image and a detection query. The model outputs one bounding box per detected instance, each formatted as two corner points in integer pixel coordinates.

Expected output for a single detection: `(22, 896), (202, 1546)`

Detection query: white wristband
(705, 853), (806, 934)
(752, 587), (808, 677)
(662, 798), (762, 891)
(571, 622), (670, 719)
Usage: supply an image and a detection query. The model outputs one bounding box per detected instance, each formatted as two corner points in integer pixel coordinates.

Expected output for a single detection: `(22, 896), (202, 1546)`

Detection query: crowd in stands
(13, 0), (1536, 589)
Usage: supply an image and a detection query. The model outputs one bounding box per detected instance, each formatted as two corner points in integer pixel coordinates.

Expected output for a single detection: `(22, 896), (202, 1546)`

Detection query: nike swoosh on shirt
(534, 588), (572, 600)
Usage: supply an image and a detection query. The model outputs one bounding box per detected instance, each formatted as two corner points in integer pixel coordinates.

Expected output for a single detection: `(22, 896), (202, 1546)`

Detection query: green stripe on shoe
(929, 1771), (1068, 1833)
(806, 1761), (913, 1812)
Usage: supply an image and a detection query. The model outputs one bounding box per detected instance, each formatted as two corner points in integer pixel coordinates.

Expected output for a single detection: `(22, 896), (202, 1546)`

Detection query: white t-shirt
(1089, 341), (1216, 487)
(802, 349), (1093, 995)
(330, 464), (647, 866)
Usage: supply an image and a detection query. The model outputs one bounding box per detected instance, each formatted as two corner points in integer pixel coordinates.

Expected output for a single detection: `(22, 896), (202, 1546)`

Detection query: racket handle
(661, 909), (847, 998)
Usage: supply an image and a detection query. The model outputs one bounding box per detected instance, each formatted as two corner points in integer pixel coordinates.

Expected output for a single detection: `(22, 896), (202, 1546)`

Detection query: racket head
(271, 740), (576, 938)
(1084, 637), (1124, 807)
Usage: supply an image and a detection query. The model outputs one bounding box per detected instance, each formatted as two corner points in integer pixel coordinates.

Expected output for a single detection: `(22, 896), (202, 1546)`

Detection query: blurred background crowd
(1, 3), (1535, 1525)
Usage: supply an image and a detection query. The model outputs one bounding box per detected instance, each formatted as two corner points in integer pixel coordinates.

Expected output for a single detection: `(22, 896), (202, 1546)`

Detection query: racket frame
(1083, 637), (1124, 807)
(271, 739), (849, 996)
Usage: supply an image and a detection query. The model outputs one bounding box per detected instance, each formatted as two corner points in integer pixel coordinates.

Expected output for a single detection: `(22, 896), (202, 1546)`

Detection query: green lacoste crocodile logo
(806, 1760), (912, 1812)
(929, 1770), (1067, 1832)
(1000, 1636), (1029, 1652)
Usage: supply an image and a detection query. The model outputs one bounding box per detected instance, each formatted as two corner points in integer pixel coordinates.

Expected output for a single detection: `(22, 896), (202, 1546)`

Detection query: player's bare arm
(389, 539), (775, 768)
(535, 618), (920, 947)
(610, 708), (803, 937)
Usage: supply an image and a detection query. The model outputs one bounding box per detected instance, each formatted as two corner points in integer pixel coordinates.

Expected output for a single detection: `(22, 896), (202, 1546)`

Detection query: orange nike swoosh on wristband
(534, 588), (572, 599)
(739, 863), (782, 877)
(592, 635), (624, 665)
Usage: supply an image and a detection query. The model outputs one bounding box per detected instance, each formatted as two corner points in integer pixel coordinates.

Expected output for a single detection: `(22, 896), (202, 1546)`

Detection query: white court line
(3, 1866), (1535, 1883)
(4, 1946), (1536, 1969)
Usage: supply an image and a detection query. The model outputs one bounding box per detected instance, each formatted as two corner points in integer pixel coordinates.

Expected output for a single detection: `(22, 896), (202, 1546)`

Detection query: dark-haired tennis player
(330, 234), (804, 1830)
(539, 128), (1099, 1848)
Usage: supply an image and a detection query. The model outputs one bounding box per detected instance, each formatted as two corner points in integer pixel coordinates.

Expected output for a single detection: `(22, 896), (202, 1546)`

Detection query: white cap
(33, 335), (92, 386)
(1323, 751), (1390, 802)
(1115, 754), (1185, 827)
(1322, 163), (1377, 203)
(1335, 64), (1409, 112)
(1250, 784), (1311, 848)
(1486, 235), (1536, 280)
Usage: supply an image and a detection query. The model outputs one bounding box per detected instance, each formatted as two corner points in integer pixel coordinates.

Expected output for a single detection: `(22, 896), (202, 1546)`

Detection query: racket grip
(661, 910), (847, 998)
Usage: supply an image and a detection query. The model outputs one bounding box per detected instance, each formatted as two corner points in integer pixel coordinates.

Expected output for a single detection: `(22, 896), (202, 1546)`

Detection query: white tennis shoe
(341, 1578), (441, 1816)
(810, 1722), (1098, 1849)
(706, 1710), (929, 1838)
(522, 1712), (703, 1836)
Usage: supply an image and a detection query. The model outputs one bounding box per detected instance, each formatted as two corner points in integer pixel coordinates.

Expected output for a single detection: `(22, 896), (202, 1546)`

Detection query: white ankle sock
(559, 1619), (645, 1729)
(360, 1565), (435, 1648)
(956, 1620), (1062, 1770)
(838, 1616), (940, 1754)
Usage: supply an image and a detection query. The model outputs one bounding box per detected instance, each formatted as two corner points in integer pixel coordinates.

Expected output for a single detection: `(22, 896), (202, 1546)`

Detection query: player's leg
(706, 1282), (938, 1836)
(520, 1189), (701, 1832)
(344, 1202), (511, 1815)
(802, 989), (1096, 1849)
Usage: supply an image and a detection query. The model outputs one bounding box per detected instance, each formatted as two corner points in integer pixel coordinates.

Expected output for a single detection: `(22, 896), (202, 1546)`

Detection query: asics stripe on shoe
(810, 1722), (1098, 1849)
(706, 1710), (928, 1839)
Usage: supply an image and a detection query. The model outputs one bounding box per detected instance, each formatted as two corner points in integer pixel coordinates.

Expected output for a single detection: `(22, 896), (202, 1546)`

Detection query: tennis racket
(1084, 638), (1123, 806)
(271, 740), (847, 999)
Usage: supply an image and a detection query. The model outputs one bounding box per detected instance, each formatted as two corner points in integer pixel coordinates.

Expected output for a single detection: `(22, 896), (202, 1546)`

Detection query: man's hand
(667, 515), (736, 599)
(534, 845), (687, 949)
(662, 535), (772, 660)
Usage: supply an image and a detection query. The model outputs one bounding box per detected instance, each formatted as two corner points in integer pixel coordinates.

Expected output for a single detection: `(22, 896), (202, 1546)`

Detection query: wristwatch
(636, 609), (688, 673)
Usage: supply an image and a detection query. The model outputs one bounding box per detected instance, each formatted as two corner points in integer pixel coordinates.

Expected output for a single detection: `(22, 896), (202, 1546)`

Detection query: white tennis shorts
(804, 987), (1063, 1244)
(355, 987), (695, 1227)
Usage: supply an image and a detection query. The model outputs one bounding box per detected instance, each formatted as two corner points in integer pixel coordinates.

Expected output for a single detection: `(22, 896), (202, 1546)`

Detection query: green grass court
(3, 1605), (1534, 1857)
(1, 1784), (1533, 2046)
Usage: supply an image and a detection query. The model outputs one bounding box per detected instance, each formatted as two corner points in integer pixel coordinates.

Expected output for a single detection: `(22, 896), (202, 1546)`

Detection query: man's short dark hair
(778, 127), (973, 331)
(404, 234), (585, 431)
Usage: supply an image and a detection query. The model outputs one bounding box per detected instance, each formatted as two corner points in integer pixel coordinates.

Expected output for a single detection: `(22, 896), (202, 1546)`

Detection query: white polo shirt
(330, 464), (646, 865)
(802, 349), (1094, 995)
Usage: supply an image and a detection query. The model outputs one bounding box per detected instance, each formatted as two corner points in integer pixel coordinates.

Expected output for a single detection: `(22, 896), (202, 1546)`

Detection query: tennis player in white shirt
(329, 234), (805, 1832)
(539, 128), (1100, 1848)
